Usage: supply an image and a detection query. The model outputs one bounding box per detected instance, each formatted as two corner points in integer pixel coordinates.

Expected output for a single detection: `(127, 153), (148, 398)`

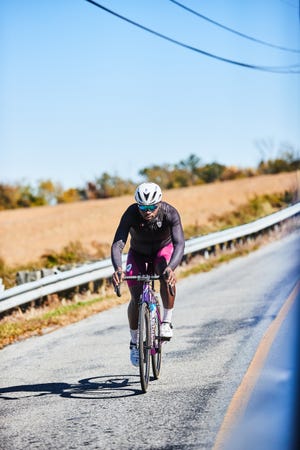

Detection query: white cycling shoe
(130, 342), (139, 367)
(160, 322), (173, 340)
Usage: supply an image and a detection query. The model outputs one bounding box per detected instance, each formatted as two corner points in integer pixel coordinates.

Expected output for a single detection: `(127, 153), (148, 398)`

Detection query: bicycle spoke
(151, 303), (162, 379)
(138, 302), (150, 393)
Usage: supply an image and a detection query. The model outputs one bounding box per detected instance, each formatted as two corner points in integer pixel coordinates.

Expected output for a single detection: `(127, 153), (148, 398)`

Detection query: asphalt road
(1, 230), (299, 450)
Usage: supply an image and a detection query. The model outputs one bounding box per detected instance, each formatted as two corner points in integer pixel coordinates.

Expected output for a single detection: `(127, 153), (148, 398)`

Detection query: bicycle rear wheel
(138, 302), (151, 393)
(151, 304), (162, 380)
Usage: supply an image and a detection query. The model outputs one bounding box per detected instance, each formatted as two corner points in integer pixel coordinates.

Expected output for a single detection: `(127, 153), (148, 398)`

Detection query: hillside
(0, 172), (299, 266)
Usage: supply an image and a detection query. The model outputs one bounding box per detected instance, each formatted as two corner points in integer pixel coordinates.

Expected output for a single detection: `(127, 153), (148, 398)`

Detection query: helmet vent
(137, 191), (143, 203)
(150, 191), (156, 202)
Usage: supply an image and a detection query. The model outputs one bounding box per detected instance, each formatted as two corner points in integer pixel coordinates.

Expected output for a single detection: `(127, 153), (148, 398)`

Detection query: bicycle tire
(151, 303), (162, 380)
(138, 302), (151, 393)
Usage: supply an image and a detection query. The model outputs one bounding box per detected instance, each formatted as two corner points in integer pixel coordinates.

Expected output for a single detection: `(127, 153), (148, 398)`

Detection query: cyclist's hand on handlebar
(112, 269), (124, 297)
(163, 267), (176, 287)
(112, 268), (124, 287)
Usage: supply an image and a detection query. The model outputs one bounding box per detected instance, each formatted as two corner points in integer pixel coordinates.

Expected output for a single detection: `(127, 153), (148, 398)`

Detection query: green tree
(38, 180), (62, 205)
(138, 164), (174, 189)
(167, 168), (194, 188)
(17, 184), (45, 207)
(0, 184), (19, 210)
(256, 140), (299, 174)
(57, 188), (81, 203)
(197, 162), (226, 183)
(175, 154), (202, 184)
(92, 172), (135, 198)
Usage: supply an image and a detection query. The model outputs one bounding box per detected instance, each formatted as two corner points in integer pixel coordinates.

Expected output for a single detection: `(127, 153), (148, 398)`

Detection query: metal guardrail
(0, 202), (299, 314)
(184, 202), (300, 255)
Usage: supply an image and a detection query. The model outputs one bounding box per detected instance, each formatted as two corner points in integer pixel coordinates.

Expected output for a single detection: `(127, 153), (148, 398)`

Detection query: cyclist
(111, 182), (185, 366)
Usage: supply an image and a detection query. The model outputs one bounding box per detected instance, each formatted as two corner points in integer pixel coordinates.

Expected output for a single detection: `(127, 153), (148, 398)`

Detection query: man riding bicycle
(111, 182), (185, 366)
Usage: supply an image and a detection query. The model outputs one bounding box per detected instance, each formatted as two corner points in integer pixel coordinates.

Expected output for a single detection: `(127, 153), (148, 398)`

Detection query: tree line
(1, 149), (299, 210)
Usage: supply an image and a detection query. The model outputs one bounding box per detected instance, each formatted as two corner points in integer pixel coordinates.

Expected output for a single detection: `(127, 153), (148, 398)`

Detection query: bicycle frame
(122, 274), (163, 392)
(125, 274), (162, 348)
(139, 276), (162, 355)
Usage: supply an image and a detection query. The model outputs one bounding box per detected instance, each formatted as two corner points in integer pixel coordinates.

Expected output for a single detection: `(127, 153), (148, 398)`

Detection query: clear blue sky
(1, 0), (299, 189)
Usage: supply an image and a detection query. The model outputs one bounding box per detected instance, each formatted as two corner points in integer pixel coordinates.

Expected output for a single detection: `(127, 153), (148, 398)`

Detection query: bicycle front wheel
(138, 302), (151, 393)
(151, 304), (162, 380)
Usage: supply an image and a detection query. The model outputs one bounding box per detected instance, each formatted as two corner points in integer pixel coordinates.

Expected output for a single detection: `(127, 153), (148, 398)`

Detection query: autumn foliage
(1, 150), (299, 210)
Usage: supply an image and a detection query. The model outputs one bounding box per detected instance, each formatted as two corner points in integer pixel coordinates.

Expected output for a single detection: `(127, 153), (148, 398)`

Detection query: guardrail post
(204, 249), (210, 259)
(221, 242), (227, 252)
(16, 271), (28, 285)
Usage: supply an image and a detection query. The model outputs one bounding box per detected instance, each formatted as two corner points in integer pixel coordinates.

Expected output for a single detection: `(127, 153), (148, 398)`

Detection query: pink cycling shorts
(125, 243), (174, 287)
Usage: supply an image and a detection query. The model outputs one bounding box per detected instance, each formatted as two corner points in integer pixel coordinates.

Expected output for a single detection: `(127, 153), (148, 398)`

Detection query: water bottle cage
(149, 302), (156, 312)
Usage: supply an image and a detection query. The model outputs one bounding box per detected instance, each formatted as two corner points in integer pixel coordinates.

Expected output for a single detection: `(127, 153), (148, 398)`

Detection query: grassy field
(0, 171), (299, 267)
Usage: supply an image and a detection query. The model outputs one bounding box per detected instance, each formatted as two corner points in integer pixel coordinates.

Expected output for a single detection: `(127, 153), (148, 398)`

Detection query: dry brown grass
(0, 214), (298, 350)
(0, 290), (130, 350)
(0, 172), (299, 266)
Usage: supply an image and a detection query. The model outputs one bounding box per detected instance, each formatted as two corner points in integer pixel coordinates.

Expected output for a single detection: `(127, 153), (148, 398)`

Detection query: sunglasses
(138, 204), (159, 211)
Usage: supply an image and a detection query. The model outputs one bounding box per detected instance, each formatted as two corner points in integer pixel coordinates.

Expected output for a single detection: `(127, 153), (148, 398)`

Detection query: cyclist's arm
(111, 210), (131, 271)
(167, 207), (185, 271)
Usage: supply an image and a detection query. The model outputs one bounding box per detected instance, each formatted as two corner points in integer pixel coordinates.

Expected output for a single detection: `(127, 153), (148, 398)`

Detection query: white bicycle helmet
(134, 182), (162, 205)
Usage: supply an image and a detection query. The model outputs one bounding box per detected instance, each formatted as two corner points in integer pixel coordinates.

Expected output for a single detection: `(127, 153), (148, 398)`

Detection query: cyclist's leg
(154, 244), (175, 338)
(126, 249), (146, 332)
(154, 243), (175, 308)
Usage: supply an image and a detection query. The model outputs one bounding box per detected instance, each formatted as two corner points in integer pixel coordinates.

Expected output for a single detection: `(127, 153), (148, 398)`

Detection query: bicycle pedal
(160, 336), (171, 342)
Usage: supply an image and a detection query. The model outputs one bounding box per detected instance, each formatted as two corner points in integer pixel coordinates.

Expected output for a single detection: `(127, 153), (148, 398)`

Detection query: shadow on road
(0, 375), (142, 400)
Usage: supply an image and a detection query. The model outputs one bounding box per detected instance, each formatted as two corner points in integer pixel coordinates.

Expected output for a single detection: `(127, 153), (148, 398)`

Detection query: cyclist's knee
(129, 285), (142, 305)
(154, 261), (168, 277)
(129, 296), (139, 307)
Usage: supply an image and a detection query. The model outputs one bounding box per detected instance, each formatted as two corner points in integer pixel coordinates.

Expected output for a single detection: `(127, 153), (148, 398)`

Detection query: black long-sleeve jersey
(111, 201), (185, 271)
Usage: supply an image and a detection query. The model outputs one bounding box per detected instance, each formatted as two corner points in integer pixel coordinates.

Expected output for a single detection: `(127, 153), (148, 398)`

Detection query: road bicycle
(115, 273), (172, 393)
